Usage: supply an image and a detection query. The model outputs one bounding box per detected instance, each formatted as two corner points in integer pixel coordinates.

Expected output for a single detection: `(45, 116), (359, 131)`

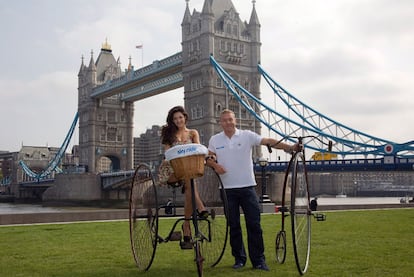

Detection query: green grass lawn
(0, 208), (413, 277)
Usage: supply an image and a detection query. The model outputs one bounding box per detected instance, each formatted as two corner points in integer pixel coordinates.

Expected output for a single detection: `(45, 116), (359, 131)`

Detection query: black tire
(196, 166), (229, 268)
(290, 153), (311, 275)
(195, 240), (204, 277)
(129, 163), (158, 271)
(275, 230), (287, 264)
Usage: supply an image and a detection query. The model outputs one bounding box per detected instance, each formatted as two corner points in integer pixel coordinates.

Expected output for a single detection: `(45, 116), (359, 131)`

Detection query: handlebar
(266, 144), (273, 153)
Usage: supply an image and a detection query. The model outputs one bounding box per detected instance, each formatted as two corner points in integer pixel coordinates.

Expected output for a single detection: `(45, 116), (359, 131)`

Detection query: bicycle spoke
(196, 166), (229, 268)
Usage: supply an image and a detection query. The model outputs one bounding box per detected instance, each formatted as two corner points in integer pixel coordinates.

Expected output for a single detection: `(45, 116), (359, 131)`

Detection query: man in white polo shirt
(206, 109), (299, 271)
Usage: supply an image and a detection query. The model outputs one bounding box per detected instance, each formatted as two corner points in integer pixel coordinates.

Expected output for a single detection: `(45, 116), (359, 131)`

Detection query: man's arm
(260, 137), (301, 154)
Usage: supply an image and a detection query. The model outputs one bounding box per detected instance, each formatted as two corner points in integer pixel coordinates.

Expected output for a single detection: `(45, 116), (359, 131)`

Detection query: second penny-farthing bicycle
(129, 144), (229, 277)
(270, 136), (330, 275)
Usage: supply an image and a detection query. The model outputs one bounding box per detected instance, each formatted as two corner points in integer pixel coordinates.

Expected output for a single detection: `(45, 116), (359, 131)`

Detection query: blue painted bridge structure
(16, 53), (414, 188)
(91, 52), (183, 102)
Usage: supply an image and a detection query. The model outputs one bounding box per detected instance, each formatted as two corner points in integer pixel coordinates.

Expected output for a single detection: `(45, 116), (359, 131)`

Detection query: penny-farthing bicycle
(129, 144), (229, 277)
(271, 136), (329, 275)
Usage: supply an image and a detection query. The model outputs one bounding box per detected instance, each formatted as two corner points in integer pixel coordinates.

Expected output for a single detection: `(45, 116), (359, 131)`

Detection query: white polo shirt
(208, 129), (262, 189)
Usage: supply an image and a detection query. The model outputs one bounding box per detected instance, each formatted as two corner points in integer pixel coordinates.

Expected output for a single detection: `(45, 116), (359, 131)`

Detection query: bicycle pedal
(180, 240), (193, 250)
(169, 231), (182, 241)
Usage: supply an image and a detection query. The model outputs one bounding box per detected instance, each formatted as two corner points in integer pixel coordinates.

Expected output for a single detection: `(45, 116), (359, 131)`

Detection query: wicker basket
(170, 154), (205, 180)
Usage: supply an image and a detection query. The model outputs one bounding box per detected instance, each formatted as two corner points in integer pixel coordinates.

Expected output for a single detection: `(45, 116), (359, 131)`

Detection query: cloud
(0, 71), (77, 151)
(257, 0), (414, 143)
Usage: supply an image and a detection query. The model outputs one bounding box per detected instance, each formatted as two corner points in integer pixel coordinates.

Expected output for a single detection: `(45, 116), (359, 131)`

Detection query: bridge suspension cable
(19, 112), (79, 180)
(210, 56), (414, 158)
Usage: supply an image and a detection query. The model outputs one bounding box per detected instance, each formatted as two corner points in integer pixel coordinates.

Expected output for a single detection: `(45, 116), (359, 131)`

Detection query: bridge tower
(182, 0), (262, 151)
(77, 41), (134, 173)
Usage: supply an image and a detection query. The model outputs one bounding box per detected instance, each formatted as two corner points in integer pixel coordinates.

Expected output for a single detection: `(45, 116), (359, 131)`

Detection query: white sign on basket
(165, 143), (208, 161)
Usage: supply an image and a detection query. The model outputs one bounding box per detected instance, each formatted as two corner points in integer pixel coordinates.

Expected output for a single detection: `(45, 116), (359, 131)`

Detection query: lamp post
(258, 157), (271, 203)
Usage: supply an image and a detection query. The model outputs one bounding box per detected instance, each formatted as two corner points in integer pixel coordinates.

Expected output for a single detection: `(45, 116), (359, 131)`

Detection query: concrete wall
(256, 171), (414, 203)
(43, 173), (101, 201)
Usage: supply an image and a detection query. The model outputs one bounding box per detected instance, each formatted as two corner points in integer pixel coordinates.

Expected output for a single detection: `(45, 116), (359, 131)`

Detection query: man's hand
(293, 142), (303, 152)
(285, 142), (303, 154)
(212, 163), (226, 175)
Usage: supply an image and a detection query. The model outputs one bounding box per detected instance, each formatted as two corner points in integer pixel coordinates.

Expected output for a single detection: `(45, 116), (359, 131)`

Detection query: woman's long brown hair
(161, 106), (188, 146)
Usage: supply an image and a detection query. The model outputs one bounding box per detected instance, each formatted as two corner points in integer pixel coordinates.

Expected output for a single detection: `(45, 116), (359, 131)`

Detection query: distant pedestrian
(310, 197), (318, 211)
(165, 198), (173, 215)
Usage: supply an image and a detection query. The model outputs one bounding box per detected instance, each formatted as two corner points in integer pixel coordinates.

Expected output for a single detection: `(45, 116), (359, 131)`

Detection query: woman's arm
(190, 129), (200, 144)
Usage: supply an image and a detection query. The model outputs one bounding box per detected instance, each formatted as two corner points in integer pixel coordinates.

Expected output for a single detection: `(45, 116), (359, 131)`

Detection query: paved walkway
(318, 202), (413, 211)
(0, 209), (129, 225)
(0, 203), (412, 225)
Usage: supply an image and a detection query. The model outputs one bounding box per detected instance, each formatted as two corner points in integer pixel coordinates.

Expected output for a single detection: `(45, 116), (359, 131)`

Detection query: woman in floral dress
(159, 106), (208, 249)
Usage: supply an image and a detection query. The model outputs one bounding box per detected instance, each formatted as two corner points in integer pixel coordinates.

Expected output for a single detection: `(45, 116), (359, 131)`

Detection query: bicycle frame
(129, 163), (229, 277)
(272, 136), (330, 275)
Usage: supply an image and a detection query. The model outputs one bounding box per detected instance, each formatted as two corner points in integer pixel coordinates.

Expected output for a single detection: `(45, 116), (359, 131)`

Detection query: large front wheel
(196, 166), (229, 268)
(290, 152), (311, 275)
(129, 163), (159, 271)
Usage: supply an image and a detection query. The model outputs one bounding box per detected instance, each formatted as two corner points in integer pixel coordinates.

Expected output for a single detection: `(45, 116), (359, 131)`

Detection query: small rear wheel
(129, 163), (159, 271)
(274, 152), (294, 265)
(275, 230), (287, 264)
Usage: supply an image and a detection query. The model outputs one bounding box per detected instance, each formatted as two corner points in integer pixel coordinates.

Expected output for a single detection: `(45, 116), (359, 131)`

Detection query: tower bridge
(8, 0), (414, 203)
(75, 0), (262, 175)
(90, 52), (183, 101)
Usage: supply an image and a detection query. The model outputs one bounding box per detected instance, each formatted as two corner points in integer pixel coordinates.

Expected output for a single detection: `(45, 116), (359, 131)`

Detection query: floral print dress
(158, 134), (194, 185)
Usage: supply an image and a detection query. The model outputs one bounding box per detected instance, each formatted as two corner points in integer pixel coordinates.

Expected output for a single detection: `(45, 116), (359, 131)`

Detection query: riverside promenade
(1, 197), (413, 225)
(0, 207), (128, 225)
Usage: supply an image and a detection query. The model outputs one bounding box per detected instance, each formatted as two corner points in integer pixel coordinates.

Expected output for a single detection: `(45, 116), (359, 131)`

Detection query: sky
(1, 0), (413, 152)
